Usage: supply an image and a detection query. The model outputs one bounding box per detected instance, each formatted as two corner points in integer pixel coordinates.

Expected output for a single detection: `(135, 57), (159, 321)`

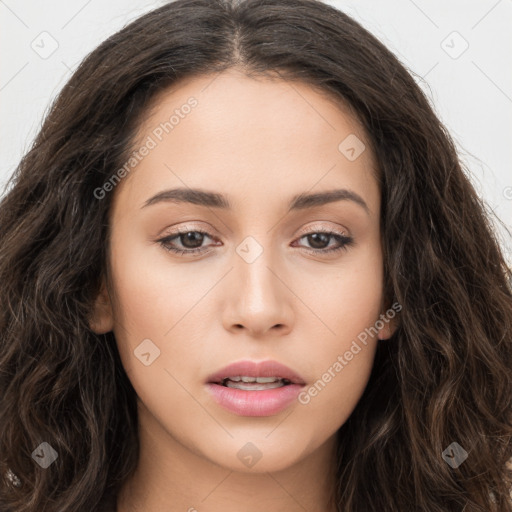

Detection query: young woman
(1, 0), (511, 511)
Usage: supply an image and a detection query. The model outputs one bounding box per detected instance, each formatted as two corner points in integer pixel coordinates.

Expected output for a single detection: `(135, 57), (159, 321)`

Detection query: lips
(205, 359), (307, 416)
(206, 359), (306, 386)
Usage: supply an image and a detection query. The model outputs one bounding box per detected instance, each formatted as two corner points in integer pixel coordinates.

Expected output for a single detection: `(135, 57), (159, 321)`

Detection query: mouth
(216, 376), (294, 390)
(205, 359), (306, 416)
(206, 359), (306, 388)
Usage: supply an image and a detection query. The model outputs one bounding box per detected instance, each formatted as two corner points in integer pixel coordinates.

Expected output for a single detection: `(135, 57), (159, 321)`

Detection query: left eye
(157, 229), (354, 256)
(292, 231), (354, 254)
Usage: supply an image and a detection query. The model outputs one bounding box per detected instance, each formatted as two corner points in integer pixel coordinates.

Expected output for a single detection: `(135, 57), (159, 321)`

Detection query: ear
(377, 302), (401, 340)
(88, 278), (114, 334)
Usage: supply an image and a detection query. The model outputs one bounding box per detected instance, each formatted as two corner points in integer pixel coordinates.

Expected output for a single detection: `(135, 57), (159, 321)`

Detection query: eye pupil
(308, 233), (330, 249)
(181, 231), (204, 248)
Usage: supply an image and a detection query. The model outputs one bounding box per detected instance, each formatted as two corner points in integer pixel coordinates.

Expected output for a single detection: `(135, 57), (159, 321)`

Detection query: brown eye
(305, 232), (331, 249)
(158, 230), (217, 255)
(293, 230), (354, 255)
(177, 231), (206, 249)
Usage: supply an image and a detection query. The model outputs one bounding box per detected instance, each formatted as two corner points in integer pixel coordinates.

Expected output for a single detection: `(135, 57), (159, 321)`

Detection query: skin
(89, 68), (397, 512)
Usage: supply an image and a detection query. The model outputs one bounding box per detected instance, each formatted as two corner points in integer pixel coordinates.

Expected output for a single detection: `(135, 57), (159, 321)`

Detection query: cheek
(107, 234), (214, 405)
(295, 308), (379, 434)
(295, 345), (377, 439)
(107, 231), (214, 338)
(292, 244), (383, 425)
(293, 237), (384, 342)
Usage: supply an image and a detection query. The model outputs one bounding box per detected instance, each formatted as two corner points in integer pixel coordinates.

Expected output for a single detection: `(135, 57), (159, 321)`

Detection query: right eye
(157, 229), (219, 256)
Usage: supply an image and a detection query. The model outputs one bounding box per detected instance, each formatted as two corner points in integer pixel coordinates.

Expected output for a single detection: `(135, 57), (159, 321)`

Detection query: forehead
(113, 69), (379, 214)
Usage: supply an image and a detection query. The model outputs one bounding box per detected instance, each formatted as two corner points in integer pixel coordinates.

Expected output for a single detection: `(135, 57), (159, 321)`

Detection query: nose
(222, 240), (294, 338)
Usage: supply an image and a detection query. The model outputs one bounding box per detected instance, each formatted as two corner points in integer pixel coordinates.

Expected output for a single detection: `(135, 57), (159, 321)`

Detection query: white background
(1, 0), (511, 263)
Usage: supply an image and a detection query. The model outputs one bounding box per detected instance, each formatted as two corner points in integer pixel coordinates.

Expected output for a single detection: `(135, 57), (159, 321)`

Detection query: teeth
(225, 380), (285, 390)
(254, 377), (280, 383)
(226, 376), (282, 383)
(219, 376), (292, 390)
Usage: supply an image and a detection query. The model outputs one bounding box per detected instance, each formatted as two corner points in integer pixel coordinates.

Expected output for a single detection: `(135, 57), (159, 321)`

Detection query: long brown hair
(1, 0), (511, 510)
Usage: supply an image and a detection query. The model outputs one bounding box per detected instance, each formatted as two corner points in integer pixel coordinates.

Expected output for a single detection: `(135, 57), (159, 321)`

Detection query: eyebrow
(142, 187), (370, 214)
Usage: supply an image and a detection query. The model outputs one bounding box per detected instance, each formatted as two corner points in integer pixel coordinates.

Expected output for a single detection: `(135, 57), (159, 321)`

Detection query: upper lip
(206, 359), (306, 385)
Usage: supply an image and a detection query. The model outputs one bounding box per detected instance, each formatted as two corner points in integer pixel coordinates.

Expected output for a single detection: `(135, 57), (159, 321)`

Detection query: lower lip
(205, 382), (304, 416)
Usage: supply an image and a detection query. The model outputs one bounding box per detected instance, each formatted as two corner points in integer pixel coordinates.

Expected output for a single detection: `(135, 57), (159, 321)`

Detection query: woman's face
(91, 68), (395, 473)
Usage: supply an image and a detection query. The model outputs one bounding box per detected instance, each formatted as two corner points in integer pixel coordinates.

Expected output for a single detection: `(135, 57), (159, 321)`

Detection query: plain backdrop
(1, 0), (511, 263)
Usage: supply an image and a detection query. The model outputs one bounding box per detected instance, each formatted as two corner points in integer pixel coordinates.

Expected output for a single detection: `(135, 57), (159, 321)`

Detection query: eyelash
(157, 227), (354, 257)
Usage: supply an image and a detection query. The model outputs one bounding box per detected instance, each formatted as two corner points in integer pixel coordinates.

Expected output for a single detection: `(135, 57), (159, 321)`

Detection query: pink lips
(205, 359), (306, 417)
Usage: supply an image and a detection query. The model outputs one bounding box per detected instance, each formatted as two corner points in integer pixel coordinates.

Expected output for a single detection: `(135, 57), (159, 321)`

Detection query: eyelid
(295, 222), (350, 238)
(160, 221), (350, 240)
(159, 221), (218, 238)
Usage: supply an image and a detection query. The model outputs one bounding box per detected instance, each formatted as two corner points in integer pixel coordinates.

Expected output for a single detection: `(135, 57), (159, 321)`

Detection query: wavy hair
(1, 0), (511, 510)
